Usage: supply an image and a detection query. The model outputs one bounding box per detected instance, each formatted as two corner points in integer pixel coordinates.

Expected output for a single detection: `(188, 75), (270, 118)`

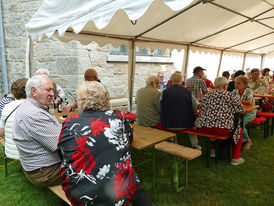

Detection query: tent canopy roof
(26, 0), (274, 56)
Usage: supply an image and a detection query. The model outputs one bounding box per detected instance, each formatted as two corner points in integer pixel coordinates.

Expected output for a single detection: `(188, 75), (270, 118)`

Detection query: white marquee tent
(26, 0), (274, 109)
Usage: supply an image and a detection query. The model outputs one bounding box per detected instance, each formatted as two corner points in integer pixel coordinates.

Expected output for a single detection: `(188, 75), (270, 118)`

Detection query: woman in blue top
(232, 75), (256, 150)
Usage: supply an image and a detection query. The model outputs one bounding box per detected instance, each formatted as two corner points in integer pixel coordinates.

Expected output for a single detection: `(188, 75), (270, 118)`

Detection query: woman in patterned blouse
(232, 75), (255, 150)
(58, 81), (152, 206)
(195, 77), (246, 166)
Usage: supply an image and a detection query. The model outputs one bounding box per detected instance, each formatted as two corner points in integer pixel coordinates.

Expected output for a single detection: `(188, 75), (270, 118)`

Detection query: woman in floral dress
(58, 81), (151, 206)
(195, 77), (246, 166)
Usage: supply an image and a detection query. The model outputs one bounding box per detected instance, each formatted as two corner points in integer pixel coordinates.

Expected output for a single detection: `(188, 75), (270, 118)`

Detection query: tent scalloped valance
(26, 0), (194, 40)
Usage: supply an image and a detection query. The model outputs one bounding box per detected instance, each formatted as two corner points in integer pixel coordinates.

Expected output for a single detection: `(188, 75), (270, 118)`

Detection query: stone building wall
(0, 0), (178, 112)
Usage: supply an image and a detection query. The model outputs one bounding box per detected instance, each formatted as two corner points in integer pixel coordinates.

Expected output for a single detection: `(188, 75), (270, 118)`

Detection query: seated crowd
(136, 66), (272, 166)
(0, 66), (272, 205)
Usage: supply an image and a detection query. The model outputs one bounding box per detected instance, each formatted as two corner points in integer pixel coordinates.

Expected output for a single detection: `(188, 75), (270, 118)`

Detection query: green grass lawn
(0, 127), (273, 206)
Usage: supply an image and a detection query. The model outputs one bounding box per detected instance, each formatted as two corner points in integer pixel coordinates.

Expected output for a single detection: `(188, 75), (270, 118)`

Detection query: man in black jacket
(161, 71), (201, 150)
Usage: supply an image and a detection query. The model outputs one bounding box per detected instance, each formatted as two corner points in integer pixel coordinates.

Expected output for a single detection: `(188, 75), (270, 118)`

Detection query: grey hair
(26, 75), (50, 98)
(36, 68), (50, 76)
(157, 72), (164, 77)
(214, 77), (229, 89)
(145, 76), (159, 87)
(170, 71), (183, 84)
(76, 81), (110, 111)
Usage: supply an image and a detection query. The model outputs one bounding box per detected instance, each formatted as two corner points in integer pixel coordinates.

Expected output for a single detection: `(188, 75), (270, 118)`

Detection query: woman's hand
(241, 99), (253, 105)
(240, 108), (247, 114)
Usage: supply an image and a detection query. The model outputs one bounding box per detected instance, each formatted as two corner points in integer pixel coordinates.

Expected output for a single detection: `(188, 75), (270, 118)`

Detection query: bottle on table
(62, 98), (69, 118)
(57, 97), (63, 113)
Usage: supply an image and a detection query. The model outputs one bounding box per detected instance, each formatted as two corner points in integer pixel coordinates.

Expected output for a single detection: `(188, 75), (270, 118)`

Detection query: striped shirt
(12, 98), (62, 171)
(0, 95), (14, 118)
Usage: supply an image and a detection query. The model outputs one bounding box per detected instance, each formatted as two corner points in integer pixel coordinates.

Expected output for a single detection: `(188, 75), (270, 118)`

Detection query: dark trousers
(22, 162), (63, 187)
(131, 186), (152, 206)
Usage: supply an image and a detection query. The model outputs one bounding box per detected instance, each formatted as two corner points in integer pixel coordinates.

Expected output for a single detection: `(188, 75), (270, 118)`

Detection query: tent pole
(0, 0), (8, 95)
(25, 35), (33, 78)
(128, 40), (136, 112)
(242, 53), (247, 71)
(260, 54), (265, 69)
(183, 45), (190, 81)
(216, 50), (224, 77)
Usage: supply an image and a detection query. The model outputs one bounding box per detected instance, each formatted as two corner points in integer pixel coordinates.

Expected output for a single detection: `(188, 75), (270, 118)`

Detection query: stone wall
(0, 0), (178, 112)
(1, 0), (43, 95)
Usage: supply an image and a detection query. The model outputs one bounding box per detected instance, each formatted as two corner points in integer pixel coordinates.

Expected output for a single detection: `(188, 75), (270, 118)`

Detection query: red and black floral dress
(58, 110), (139, 206)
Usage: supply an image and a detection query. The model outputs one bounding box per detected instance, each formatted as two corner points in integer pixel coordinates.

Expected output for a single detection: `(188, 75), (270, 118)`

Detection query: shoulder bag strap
(4, 104), (21, 125)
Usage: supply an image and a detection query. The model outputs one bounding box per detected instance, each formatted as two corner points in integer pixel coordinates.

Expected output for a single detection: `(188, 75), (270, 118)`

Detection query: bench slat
(155, 141), (201, 160)
(48, 185), (71, 205)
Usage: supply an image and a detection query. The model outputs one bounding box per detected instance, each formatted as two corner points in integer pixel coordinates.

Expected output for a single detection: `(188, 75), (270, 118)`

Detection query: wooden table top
(244, 104), (259, 112)
(54, 110), (79, 124)
(130, 124), (176, 150)
(194, 104), (259, 115)
(54, 111), (175, 150)
(253, 93), (274, 99)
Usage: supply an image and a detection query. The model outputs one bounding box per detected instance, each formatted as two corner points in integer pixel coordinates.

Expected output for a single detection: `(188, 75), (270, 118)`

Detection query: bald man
(68, 68), (100, 111)
(84, 68), (99, 81)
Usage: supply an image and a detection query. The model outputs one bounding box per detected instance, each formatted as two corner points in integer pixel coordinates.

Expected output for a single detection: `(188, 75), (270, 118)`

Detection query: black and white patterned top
(185, 76), (207, 98)
(195, 89), (244, 144)
(0, 95), (14, 118)
(12, 98), (62, 171)
(58, 110), (139, 206)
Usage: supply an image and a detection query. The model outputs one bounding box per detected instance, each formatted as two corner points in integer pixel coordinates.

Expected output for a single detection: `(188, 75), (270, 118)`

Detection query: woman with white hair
(195, 77), (246, 166)
(58, 81), (152, 206)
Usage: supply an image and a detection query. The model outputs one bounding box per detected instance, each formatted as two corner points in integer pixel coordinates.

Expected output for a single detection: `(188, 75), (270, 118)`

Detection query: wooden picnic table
(54, 110), (175, 200)
(253, 93), (274, 99)
(54, 110), (78, 124)
(130, 124), (176, 150)
(54, 111), (176, 149)
(194, 104), (259, 116)
(244, 104), (259, 112)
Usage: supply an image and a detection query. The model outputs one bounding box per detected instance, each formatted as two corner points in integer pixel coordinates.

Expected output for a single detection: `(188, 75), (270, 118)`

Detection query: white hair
(26, 75), (50, 98)
(170, 71), (183, 84)
(145, 76), (159, 87)
(36, 68), (50, 76)
(214, 77), (229, 89)
(157, 72), (164, 77)
(76, 81), (110, 111)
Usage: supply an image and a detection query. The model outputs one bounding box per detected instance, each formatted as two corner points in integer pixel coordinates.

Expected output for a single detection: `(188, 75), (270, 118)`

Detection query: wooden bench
(1, 139), (69, 205)
(155, 141), (201, 191)
(180, 130), (231, 168)
(48, 185), (71, 205)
